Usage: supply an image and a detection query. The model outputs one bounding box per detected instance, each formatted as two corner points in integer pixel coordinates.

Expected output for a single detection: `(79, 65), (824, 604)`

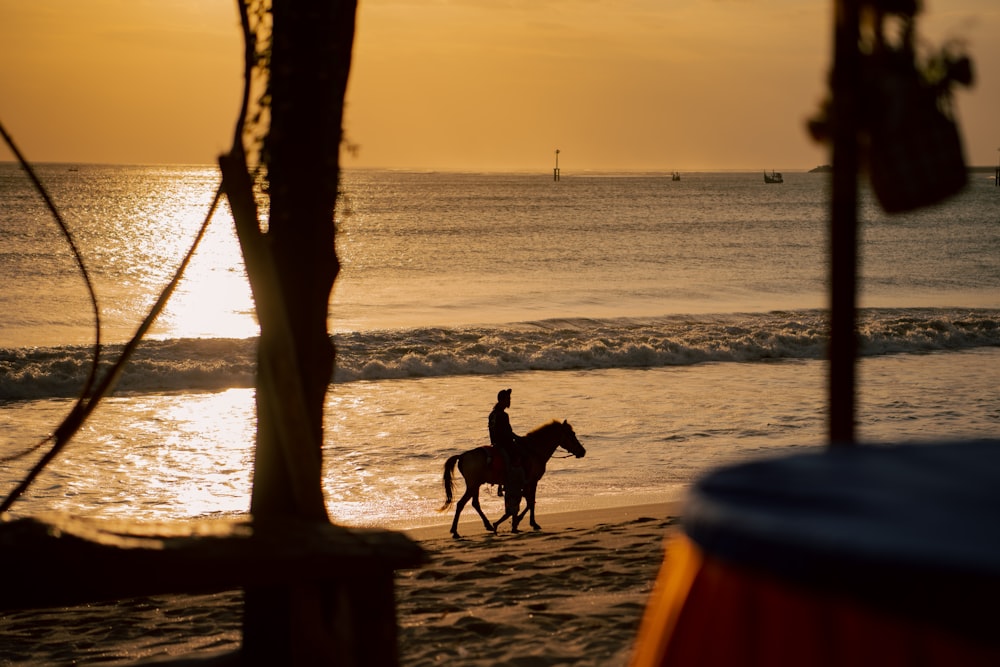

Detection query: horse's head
(558, 420), (586, 458)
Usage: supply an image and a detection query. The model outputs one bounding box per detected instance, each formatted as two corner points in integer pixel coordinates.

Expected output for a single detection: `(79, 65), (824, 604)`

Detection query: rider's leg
(497, 447), (511, 497)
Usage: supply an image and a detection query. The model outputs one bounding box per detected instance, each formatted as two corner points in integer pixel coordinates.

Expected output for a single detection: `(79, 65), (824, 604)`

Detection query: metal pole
(828, 0), (861, 445)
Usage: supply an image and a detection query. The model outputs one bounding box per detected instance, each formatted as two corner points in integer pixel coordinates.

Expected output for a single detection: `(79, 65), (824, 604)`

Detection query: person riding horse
(489, 388), (524, 497)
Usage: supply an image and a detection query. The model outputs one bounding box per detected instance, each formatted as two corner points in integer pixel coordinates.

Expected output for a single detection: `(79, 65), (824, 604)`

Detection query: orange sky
(1, 1), (997, 172)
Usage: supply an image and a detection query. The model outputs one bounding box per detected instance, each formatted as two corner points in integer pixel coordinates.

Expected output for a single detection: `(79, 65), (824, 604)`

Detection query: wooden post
(828, 0), (861, 446)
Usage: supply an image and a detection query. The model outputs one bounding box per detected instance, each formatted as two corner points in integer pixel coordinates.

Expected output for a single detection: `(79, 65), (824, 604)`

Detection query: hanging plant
(808, 0), (975, 213)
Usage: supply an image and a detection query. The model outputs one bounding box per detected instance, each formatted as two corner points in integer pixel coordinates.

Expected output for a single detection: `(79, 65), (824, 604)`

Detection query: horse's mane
(524, 420), (564, 438)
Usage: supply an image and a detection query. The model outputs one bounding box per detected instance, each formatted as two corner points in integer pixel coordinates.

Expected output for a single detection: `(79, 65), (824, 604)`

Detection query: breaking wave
(1, 308), (997, 401)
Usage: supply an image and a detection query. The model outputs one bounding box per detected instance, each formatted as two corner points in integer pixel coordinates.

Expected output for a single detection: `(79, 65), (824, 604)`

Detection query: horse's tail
(439, 454), (462, 512)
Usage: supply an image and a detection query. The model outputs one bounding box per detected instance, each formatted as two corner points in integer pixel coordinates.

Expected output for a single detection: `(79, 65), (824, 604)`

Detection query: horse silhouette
(440, 420), (586, 538)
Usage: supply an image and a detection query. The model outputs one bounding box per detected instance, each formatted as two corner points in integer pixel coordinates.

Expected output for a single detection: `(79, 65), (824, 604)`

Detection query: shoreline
(403, 499), (683, 541)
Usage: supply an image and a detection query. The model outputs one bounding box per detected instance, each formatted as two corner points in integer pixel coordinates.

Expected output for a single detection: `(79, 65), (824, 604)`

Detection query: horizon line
(3, 160), (998, 174)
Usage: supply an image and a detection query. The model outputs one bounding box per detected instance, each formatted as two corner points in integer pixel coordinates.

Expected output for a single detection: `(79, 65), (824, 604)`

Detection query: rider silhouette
(489, 388), (523, 498)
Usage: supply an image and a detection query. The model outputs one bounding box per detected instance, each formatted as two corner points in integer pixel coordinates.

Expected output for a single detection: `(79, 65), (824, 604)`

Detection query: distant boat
(764, 169), (783, 184)
(671, 171), (681, 182)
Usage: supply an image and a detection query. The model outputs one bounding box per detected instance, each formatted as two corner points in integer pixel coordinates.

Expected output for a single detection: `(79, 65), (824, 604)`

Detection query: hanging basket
(864, 18), (968, 213)
(866, 65), (967, 213)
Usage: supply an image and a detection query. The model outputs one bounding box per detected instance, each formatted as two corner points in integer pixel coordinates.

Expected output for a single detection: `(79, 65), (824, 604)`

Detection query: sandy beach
(0, 502), (681, 666)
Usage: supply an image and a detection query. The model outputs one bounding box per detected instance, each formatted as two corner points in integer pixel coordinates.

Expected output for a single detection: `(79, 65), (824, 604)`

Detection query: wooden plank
(0, 514), (427, 611)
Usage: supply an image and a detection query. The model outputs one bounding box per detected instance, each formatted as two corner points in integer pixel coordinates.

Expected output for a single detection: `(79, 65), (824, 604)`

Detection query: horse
(439, 420), (586, 539)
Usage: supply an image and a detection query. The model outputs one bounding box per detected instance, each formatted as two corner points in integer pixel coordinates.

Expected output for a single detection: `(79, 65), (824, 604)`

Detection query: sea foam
(1, 308), (996, 402)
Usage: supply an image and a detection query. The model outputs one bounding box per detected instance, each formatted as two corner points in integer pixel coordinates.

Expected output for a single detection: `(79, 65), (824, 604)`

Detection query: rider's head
(497, 388), (512, 407)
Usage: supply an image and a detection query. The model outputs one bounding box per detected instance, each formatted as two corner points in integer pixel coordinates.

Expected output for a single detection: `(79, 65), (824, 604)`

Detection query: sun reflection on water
(35, 389), (258, 521)
(18, 165), (263, 344)
(144, 207), (259, 342)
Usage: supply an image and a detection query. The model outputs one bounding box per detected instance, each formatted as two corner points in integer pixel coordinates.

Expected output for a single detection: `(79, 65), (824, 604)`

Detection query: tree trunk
(221, 1), (358, 663)
(251, 0), (356, 520)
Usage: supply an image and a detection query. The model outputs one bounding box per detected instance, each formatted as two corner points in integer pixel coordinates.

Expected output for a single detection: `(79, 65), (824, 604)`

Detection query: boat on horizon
(764, 169), (783, 184)
(671, 171), (681, 181)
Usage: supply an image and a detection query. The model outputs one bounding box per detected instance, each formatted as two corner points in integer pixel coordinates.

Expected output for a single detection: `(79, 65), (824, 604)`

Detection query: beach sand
(0, 502), (681, 666)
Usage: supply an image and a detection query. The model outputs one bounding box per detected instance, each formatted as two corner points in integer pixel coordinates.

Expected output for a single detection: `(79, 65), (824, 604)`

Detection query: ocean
(1, 164), (997, 532)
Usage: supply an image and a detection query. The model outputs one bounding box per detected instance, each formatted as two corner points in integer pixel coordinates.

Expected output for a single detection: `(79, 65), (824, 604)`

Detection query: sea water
(1, 164), (998, 531)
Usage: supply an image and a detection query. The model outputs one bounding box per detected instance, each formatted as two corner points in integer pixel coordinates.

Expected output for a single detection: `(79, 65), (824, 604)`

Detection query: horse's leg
(491, 509), (511, 533)
(450, 488), (474, 539)
(496, 490), (522, 533)
(509, 493), (523, 533)
(469, 485), (495, 534)
(524, 482), (540, 531)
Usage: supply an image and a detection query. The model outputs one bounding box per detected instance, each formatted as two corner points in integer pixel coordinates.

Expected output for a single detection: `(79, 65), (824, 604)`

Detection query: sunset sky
(1, 0), (997, 172)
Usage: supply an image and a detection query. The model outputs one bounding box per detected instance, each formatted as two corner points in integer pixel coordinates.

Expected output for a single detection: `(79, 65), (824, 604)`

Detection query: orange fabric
(630, 534), (1000, 667)
(630, 534), (703, 667)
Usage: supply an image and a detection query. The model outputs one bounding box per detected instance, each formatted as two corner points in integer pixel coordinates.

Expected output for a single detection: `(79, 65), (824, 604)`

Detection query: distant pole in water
(554, 149), (561, 182)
